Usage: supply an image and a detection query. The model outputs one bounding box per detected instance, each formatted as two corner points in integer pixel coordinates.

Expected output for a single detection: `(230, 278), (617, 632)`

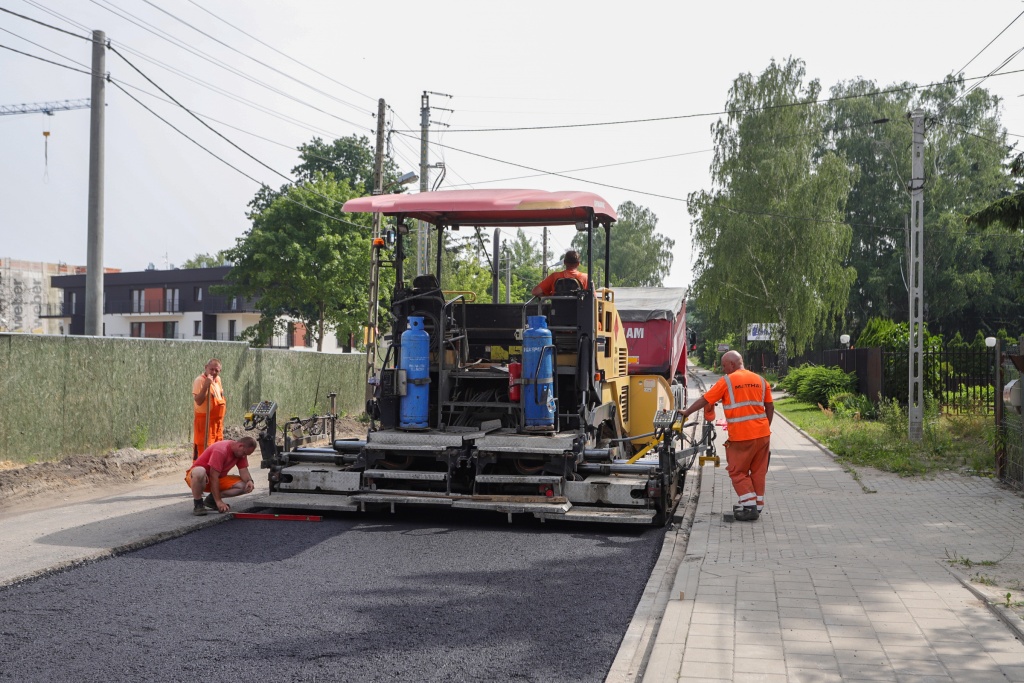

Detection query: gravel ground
(0, 506), (666, 683)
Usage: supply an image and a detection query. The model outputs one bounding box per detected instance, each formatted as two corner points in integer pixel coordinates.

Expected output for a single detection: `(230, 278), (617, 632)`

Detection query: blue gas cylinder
(399, 316), (430, 429)
(523, 315), (555, 429)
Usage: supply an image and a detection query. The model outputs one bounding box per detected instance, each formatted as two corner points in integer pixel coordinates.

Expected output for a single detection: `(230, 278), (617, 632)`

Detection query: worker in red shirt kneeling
(185, 437), (257, 516)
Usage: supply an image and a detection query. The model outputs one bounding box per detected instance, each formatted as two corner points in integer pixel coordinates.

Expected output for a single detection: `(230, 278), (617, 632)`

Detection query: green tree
(250, 135), (401, 213)
(181, 251), (231, 269)
(222, 176), (370, 351)
(827, 76), (1019, 339)
(573, 201), (674, 287)
(688, 57), (857, 373)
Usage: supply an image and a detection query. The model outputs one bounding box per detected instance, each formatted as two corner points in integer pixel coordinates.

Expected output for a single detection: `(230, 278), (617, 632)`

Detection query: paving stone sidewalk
(644, 369), (1024, 683)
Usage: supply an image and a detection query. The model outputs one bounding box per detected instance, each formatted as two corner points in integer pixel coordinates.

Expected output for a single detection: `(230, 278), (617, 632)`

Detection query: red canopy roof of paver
(343, 189), (617, 226)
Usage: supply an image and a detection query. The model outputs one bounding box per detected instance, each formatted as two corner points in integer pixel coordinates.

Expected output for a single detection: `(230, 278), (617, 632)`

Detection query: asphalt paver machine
(257, 189), (705, 524)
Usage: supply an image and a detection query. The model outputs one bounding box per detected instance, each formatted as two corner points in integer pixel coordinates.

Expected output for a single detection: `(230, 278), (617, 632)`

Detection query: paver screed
(644, 369), (1024, 683)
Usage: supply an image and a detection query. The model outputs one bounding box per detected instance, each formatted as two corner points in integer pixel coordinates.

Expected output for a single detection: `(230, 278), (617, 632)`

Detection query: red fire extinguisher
(508, 362), (522, 402)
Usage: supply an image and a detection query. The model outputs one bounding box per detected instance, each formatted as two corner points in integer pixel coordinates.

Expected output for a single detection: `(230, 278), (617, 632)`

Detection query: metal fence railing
(1000, 344), (1023, 491)
(881, 348), (997, 415)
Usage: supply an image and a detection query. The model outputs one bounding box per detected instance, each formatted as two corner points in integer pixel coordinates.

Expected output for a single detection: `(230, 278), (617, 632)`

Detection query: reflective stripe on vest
(722, 373), (767, 424)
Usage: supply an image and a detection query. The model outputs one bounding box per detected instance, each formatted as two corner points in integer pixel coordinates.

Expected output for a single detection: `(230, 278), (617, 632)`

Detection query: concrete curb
(604, 459), (703, 683)
(943, 561), (1024, 643)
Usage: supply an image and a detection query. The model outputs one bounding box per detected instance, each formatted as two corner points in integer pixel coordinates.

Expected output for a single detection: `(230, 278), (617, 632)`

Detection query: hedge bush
(780, 364), (856, 407)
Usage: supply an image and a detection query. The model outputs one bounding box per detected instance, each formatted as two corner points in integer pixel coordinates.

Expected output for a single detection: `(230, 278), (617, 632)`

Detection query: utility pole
(366, 97), (386, 402)
(85, 30), (106, 337)
(417, 91), (453, 277)
(908, 109), (925, 441)
(492, 229), (501, 303)
(418, 92), (429, 278)
(542, 227), (548, 279)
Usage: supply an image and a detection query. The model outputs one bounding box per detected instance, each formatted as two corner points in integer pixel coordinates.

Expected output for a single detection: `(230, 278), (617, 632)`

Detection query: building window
(194, 286), (203, 302)
(70, 292), (77, 315)
(131, 322), (143, 338)
(165, 288), (180, 313)
(194, 320), (202, 337)
(131, 289), (144, 313)
(230, 296), (238, 311)
(163, 321), (178, 339)
(228, 319), (236, 341)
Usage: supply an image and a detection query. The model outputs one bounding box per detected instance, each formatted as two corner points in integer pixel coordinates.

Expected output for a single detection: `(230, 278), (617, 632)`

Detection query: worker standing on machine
(192, 358), (226, 461)
(678, 350), (773, 521)
(531, 250), (589, 297)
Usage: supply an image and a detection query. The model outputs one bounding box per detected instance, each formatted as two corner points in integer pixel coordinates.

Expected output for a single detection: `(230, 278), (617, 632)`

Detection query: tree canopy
(181, 251), (231, 269)
(572, 201), (674, 287)
(827, 75), (1020, 338)
(222, 176), (370, 351)
(688, 57), (857, 372)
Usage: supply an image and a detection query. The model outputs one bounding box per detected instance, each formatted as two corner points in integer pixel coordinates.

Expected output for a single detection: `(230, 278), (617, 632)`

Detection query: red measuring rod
(232, 512), (322, 522)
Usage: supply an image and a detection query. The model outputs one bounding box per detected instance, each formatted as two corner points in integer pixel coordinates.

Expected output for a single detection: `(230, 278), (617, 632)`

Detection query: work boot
(734, 505), (760, 522)
(192, 499), (208, 516)
(203, 494), (217, 510)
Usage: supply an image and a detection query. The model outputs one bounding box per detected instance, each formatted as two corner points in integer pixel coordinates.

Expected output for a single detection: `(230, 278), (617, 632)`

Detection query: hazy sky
(3, 1), (1024, 288)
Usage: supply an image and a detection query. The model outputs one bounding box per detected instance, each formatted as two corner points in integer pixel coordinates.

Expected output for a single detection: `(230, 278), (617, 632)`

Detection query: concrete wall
(0, 333), (366, 462)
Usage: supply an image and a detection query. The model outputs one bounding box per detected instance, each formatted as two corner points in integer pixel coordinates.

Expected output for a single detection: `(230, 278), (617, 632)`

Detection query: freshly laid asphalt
(0, 489), (665, 683)
(3, 365), (1024, 682)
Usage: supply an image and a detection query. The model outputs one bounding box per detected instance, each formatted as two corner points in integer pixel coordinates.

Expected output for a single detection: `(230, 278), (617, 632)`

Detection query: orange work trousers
(724, 435), (770, 508)
(185, 467), (241, 494)
(193, 402), (225, 460)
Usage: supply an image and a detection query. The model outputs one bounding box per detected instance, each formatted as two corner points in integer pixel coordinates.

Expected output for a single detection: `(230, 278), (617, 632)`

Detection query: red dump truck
(614, 287), (690, 385)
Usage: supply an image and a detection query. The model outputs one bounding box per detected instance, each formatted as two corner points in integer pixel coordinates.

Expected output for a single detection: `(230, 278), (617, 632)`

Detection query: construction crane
(0, 99), (90, 116)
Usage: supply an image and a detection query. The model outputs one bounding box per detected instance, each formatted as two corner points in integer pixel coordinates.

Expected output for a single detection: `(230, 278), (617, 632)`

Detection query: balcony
(103, 296), (260, 315)
(38, 303), (71, 318)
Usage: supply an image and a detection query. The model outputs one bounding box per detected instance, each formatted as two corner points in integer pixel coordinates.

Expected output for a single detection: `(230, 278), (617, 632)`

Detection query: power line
(395, 68), (1024, 135)
(113, 78), (371, 230)
(953, 9), (1024, 77)
(394, 131), (686, 202)
(86, 0), (374, 132)
(137, 0), (372, 117)
(0, 41), (91, 75)
(110, 80), (262, 184)
(0, 24), (89, 69)
(0, 5), (91, 41)
(6, 1), (366, 137)
(182, 0), (376, 105)
(108, 46), (373, 229)
(444, 149), (714, 188)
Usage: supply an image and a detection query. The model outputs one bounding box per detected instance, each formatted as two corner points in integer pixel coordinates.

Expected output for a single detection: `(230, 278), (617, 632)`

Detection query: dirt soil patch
(0, 417), (366, 510)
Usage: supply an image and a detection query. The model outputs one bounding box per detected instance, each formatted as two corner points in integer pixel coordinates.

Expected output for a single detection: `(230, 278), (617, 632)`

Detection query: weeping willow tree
(688, 57), (857, 373)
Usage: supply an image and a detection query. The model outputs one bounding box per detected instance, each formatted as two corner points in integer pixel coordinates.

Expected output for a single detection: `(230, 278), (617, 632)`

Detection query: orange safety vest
(705, 369), (771, 441)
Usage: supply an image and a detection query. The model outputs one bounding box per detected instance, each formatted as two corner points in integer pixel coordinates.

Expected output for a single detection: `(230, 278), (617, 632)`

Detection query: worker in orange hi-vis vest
(192, 358), (226, 461)
(531, 250), (589, 297)
(679, 350), (774, 521)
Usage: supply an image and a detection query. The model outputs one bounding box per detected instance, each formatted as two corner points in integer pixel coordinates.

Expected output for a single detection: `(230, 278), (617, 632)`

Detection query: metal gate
(999, 342), (1023, 491)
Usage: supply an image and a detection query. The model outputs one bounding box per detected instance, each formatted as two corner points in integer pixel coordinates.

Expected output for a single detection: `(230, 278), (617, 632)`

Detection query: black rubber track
(0, 507), (666, 683)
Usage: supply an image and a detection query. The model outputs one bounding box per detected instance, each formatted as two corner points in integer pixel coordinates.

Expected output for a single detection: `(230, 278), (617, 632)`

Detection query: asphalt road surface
(0, 507), (666, 683)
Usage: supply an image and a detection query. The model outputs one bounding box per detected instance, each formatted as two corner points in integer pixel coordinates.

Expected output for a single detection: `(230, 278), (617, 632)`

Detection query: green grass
(774, 397), (997, 477)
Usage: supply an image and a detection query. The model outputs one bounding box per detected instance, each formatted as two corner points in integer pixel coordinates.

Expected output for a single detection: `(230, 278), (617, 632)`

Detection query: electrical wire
(444, 149), (714, 188)
(0, 5), (91, 40)
(87, 0), (373, 132)
(110, 80), (263, 185)
(953, 9), (1024, 77)
(0, 41), (90, 74)
(394, 130), (685, 202)
(138, 0), (372, 116)
(7, 1), (370, 138)
(395, 69), (1024, 135)
(183, 0), (375, 104)
(0, 25), (89, 69)
(107, 46), (373, 230)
